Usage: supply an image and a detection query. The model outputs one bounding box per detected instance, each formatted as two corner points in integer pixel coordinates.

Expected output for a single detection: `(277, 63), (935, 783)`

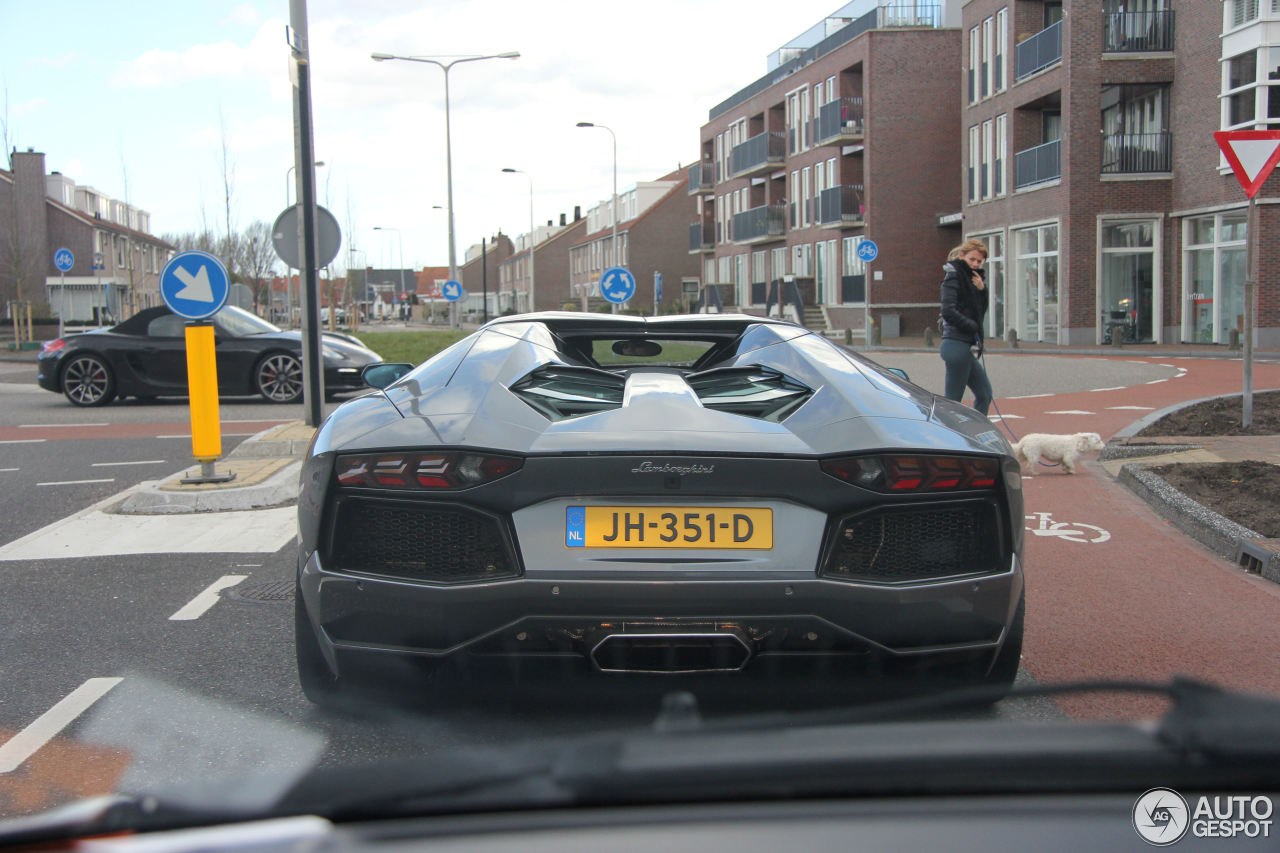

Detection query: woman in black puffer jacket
(939, 238), (992, 415)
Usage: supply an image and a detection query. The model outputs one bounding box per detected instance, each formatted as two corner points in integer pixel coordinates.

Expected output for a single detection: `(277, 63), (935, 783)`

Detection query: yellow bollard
(185, 323), (222, 461)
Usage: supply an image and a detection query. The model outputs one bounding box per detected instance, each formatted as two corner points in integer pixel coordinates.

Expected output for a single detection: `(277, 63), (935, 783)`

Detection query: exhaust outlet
(590, 631), (752, 674)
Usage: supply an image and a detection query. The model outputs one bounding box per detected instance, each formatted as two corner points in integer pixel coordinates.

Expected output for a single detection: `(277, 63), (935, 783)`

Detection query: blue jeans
(940, 338), (993, 415)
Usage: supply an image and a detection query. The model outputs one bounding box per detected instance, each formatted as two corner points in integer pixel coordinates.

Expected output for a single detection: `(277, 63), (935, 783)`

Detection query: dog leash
(980, 348), (1062, 468)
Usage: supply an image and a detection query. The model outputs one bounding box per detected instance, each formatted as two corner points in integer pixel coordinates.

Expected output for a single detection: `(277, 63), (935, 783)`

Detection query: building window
(967, 125), (980, 203)
(1230, 0), (1261, 28)
(786, 86), (809, 154)
(801, 166), (811, 228)
(789, 170), (799, 227)
(981, 119), (993, 199)
(841, 236), (867, 303)
(1184, 212), (1247, 344)
(718, 255), (731, 285)
(792, 243), (812, 277)
(994, 114), (1007, 195)
(1101, 221), (1158, 344)
(981, 16), (993, 99)
(1012, 223), (1059, 342)
(994, 9), (1007, 92)
(1102, 83), (1172, 172)
(771, 247), (787, 282)
(968, 25), (980, 103)
(1222, 49), (1280, 129)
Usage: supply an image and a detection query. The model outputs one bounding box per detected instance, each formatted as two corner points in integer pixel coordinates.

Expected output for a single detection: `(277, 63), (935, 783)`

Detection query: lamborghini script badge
(631, 461), (716, 475)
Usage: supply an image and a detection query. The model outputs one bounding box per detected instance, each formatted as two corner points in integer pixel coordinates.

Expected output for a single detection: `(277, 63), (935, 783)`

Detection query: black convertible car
(37, 305), (382, 406)
(296, 313), (1025, 704)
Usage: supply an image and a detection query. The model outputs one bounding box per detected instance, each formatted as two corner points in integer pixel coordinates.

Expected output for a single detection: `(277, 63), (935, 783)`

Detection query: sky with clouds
(3, 0), (845, 271)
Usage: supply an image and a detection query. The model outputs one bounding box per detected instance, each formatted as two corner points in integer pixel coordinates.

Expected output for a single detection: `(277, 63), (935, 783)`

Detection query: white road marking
(0, 467), (18, 472)
(91, 460), (167, 467)
(1005, 393), (1053, 399)
(1108, 405), (1156, 411)
(1045, 410), (1095, 415)
(0, 677), (123, 773)
(1158, 363), (1174, 368)
(0, 492), (297, 560)
(18, 423), (108, 428)
(159, 432), (260, 439)
(36, 478), (116, 487)
(0, 439), (46, 445)
(1088, 386), (1127, 392)
(989, 414), (1024, 420)
(1146, 378), (1167, 384)
(169, 574), (249, 621)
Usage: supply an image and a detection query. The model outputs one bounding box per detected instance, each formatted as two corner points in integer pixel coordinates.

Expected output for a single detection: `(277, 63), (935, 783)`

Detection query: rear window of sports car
(588, 338), (719, 368)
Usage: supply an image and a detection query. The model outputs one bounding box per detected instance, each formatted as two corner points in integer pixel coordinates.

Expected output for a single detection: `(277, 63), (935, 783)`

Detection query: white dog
(1009, 432), (1105, 474)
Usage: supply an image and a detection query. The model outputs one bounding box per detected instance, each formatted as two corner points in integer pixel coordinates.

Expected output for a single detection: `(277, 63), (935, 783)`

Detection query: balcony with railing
(1015, 20), (1062, 80)
(818, 184), (866, 227)
(733, 203), (787, 244)
(687, 161), (714, 194)
(817, 97), (865, 145)
(1101, 131), (1171, 173)
(1103, 10), (1174, 52)
(689, 221), (715, 253)
(1014, 139), (1060, 189)
(731, 130), (787, 179)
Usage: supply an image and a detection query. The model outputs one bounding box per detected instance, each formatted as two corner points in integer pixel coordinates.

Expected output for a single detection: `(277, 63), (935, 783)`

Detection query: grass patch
(353, 329), (472, 364)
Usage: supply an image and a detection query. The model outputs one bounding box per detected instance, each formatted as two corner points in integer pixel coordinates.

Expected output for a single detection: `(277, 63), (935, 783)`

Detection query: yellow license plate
(565, 506), (773, 549)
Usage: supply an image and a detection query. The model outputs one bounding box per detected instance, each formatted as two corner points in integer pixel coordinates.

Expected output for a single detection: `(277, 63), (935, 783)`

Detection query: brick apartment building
(500, 215), (586, 312)
(695, 1), (964, 337)
(963, 0), (1279, 346)
(570, 170), (702, 313)
(0, 150), (173, 324)
(460, 234), (514, 317)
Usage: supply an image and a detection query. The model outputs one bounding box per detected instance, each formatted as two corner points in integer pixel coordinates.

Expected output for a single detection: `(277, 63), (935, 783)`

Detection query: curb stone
(1117, 460), (1265, 564)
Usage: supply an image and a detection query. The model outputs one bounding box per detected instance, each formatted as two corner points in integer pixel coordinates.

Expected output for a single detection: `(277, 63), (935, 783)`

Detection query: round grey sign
(272, 204), (342, 269)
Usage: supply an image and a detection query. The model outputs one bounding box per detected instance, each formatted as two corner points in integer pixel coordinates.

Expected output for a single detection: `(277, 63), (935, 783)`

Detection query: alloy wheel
(257, 353), (304, 403)
(62, 355), (114, 406)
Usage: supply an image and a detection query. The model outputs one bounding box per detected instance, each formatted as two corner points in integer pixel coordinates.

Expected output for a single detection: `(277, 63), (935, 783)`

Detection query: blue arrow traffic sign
(855, 239), (879, 263)
(441, 280), (466, 302)
(53, 248), (75, 272)
(160, 250), (231, 320)
(600, 266), (636, 304)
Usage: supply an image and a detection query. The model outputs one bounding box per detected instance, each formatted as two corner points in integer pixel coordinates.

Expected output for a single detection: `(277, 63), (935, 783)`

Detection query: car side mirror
(362, 363), (413, 389)
(884, 367), (910, 381)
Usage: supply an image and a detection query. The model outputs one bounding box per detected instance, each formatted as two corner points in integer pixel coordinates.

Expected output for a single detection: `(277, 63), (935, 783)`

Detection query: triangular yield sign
(1214, 130), (1280, 198)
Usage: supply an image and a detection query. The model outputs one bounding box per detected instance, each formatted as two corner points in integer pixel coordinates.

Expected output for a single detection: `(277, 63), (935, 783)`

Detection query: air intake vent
(510, 365), (625, 421)
(687, 366), (812, 421)
(822, 502), (1002, 584)
(329, 498), (520, 584)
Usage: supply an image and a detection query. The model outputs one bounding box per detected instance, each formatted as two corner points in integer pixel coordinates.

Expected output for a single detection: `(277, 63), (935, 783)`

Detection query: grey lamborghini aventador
(295, 313), (1025, 703)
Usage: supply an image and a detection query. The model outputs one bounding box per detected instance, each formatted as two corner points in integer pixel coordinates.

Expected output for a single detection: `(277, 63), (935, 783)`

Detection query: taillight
(41, 339), (67, 353)
(335, 452), (523, 489)
(820, 454), (999, 492)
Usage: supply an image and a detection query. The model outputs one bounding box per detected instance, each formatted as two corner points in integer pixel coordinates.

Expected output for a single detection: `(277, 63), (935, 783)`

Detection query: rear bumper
(297, 548), (1023, 682)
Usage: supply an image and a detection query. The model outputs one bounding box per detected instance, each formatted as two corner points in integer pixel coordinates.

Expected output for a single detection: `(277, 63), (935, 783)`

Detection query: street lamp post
(373, 225), (406, 319)
(372, 50), (520, 328)
(576, 121), (618, 312)
(501, 168), (534, 313)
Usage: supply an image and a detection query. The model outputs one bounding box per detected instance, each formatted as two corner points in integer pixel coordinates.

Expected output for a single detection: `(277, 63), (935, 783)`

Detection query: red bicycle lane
(983, 356), (1280, 719)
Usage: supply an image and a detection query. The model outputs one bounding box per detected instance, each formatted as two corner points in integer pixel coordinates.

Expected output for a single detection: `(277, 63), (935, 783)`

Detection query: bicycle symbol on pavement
(1024, 511), (1111, 544)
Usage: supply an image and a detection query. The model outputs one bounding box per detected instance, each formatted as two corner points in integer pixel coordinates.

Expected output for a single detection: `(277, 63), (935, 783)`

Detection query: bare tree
(240, 220), (278, 312)
(0, 84), (39, 329)
(216, 108), (238, 283)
